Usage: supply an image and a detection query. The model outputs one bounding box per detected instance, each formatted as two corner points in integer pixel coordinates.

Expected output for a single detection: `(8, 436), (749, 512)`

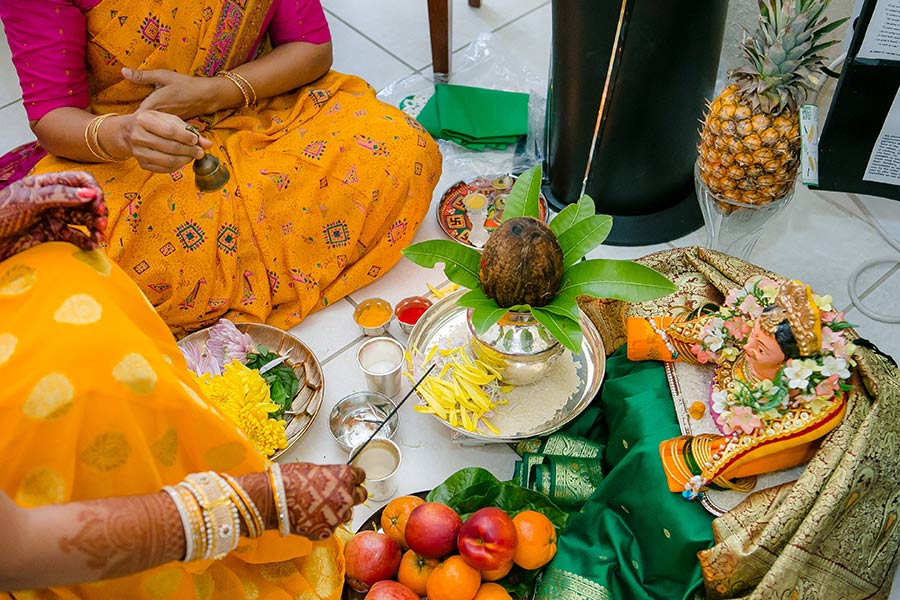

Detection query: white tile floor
(2, 1), (899, 593)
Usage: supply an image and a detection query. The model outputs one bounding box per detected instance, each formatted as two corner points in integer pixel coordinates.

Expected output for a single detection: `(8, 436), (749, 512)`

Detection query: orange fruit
(397, 549), (439, 596)
(511, 511), (557, 570)
(480, 559), (513, 582)
(425, 555), (481, 600)
(473, 582), (514, 600)
(381, 495), (425, 548)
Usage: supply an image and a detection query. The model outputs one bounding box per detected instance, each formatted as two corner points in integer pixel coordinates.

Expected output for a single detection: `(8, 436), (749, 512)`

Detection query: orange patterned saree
(30, 0), (441, 335)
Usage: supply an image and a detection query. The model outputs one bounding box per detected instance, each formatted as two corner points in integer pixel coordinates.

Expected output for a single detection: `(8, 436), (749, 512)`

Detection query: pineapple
(698, 0), (846, 205)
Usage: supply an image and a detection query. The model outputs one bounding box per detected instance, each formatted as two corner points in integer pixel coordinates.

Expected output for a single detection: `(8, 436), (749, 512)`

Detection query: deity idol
(627, 278), (855, 499)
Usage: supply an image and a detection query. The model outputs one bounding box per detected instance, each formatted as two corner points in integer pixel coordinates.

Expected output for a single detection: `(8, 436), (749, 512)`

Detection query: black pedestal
(544, 0), (728, 246)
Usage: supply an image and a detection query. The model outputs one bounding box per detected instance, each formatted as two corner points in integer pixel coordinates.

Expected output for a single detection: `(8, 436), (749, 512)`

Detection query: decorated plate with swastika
(436, 175), (549, 247)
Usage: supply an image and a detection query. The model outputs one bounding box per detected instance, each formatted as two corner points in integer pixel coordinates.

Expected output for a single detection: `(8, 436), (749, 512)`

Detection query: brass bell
(193, 153), (230, 192)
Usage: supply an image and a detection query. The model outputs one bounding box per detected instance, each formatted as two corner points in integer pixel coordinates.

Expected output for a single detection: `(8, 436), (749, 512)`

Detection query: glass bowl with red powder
(394, 296), (433, 334)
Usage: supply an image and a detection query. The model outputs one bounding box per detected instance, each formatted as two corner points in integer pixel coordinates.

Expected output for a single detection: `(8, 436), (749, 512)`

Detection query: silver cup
(357, 337), (405, 397)
(350, 437), (402, 502)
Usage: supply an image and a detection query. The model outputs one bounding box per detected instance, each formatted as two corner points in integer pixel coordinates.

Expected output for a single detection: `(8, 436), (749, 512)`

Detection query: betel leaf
(549, 193), (596, 237)
(469, 301), (508, 335)
(427, 466), (497, 505)
(245, 347), (300, 419)
(401, 239), (482, 289)
(501, 164), (542, 222)
(556, 258), (677, 303)
(555, 214), (613, 268)
(530, 306), (582, 354)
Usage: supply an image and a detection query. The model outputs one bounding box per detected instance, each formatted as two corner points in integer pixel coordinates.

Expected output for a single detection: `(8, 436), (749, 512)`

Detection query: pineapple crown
(731, 0), (847, 113)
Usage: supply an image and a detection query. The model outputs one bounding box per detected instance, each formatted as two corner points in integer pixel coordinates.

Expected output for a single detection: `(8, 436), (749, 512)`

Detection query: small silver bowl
(329, 391), (398, 452)
(353, 298), (393, 336)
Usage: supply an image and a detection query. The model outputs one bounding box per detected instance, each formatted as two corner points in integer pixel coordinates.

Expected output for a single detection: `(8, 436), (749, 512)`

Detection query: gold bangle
(165, 485), (206, 561)
(267, 462), (291, 537)
(85, 112), (122, 162)
(216, 70), (256, 108)
(182, 472), (241, 560)
(221, 473), (264, 539)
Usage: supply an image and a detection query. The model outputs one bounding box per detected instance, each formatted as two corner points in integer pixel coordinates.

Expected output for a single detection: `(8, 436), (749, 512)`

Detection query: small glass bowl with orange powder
(353, 298), (393, 336)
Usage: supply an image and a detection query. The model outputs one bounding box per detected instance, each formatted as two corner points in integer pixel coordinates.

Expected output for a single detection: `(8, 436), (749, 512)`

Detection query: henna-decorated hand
(281, 463), (367, 541)
(0, 171), (108, 261)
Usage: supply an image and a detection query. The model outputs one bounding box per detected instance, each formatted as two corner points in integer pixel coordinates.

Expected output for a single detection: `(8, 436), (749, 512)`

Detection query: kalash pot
(466, 309), (563, 386)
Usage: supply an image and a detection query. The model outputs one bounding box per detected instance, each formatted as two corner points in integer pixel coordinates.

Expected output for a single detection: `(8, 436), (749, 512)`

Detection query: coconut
(479, 217), (564, 308)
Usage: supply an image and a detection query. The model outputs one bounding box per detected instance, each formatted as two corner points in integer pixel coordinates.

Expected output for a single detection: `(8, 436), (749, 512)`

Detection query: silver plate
(178, 322), (324, 460)
(406, 290), (605, 442)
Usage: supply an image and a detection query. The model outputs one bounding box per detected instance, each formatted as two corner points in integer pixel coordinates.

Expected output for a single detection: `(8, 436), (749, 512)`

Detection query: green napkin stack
(416, 83), (529, 150)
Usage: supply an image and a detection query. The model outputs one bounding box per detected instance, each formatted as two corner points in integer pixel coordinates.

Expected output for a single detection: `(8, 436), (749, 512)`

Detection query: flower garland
(691, 277), (856, 437)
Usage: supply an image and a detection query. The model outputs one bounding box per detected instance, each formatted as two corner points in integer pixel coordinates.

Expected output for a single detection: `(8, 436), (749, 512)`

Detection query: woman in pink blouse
(0, 0), (441, 336)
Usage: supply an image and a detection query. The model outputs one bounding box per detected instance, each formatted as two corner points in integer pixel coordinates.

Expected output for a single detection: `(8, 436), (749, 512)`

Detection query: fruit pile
(345, 496), (558, 600)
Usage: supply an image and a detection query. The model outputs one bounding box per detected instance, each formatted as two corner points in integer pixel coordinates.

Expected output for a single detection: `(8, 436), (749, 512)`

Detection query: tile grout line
(0, 97), (22, 111)
(323, 8), (419, 73)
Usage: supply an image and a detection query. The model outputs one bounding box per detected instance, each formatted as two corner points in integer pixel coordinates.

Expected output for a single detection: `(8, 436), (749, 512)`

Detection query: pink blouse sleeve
(0, 0), (91, 121)
(267, 0), (331, 46)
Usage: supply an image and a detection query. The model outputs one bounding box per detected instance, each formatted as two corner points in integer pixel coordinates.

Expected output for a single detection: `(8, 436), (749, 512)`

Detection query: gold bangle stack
(221, 473), (265, 539)
(84, 112), (123, 162)
(216, 70), (257, 108)
(163, 485), (208, 561)
(267, 462), (291, 537)
(182, 473), (241, 560)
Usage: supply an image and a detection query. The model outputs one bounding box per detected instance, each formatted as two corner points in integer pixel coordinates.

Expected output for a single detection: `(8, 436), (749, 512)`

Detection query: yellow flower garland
(194, 361), (288, 456)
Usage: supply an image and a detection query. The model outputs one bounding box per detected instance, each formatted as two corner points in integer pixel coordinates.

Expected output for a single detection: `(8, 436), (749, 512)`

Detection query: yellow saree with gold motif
(30, 0), (441, 335)
(1, 242), (346, 600)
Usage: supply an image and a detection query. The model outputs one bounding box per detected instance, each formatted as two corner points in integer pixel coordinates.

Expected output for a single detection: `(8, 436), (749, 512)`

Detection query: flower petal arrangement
(181, 319), (301, 455)
(402, 164), (677, 353)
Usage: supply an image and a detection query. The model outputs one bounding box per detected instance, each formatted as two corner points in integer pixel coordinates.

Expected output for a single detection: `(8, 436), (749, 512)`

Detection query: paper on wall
(858, 0), (900, 61)
(863, 84), (900, 185)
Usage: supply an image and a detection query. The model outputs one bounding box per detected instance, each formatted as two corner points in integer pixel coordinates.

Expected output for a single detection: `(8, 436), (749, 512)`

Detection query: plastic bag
(378, 33), (547, 181)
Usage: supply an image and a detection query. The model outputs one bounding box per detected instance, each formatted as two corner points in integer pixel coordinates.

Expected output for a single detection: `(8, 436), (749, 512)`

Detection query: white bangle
(268, 462), (291, 537)
(163, 486), (194, 562)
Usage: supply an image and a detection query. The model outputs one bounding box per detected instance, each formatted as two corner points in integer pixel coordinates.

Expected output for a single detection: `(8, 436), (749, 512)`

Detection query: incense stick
(347, 363), (435, 465)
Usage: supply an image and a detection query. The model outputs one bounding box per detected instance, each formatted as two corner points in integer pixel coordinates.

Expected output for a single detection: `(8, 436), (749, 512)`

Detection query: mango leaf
(556, 214), (613, 268)
(456, 287), (492, 308)
(549, 194), (596, 237)
(556, 259), (677, 303)
(537, 294), (580, 321)
(501, 164), (542, 222)
(401, 240), (482, 289)
(469, 301), (508, 335)
(530, 306), (582, 354)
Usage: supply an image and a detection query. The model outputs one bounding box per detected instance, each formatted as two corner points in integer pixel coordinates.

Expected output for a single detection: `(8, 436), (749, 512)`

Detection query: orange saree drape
(1, 242), (347, 600)
(30, 0), (441, 335)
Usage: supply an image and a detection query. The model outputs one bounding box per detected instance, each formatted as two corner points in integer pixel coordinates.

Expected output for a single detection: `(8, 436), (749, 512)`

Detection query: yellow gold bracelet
(182, 472), (241, 560)
(268, 462), (291, 537)
(166, 485), (207, 561)
(221, 473), (264, 539)
(216, 70), (256, 108)
(85, 113), (122, 162)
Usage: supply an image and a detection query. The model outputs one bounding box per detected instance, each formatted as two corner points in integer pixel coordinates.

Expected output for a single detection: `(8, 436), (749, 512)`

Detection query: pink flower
(815, 374), (841, 398)
(691, 343), (717, 364)
(180, 341), (223, 376)
(207, 319), (256, 364)
(724, 317), (750, 340)
(726, 406), (763, 435)
(820, 327), (846, 355)
(738, 295), (763, 319)
(724, 289), (741, 308)
(821, 311), (845, 323)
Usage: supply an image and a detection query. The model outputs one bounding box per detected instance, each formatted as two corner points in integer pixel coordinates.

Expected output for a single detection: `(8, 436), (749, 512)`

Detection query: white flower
(784, 361), (814, 389)
(711, 389), (729, 414)
(820, 355), (850, 378)
(703, 325), (725, 351)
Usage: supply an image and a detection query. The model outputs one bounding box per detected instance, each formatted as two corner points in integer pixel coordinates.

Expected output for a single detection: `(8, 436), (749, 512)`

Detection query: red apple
(364, 580), (420, 600)
(457, 507), (518, 570)
(344, 531), (402, 592)
(404, 502), (463, 559)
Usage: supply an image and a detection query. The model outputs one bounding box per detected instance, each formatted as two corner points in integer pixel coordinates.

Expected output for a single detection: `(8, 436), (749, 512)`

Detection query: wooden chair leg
(427, 0), (452, 78)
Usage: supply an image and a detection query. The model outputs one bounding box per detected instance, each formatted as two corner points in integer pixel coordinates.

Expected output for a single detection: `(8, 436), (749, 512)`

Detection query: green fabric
(527, 347), (714, 600)
(416, 84), (528, 150)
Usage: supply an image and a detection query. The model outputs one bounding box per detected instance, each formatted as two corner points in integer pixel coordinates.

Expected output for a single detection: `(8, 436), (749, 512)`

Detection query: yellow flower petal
(54, 294), (102, 325)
